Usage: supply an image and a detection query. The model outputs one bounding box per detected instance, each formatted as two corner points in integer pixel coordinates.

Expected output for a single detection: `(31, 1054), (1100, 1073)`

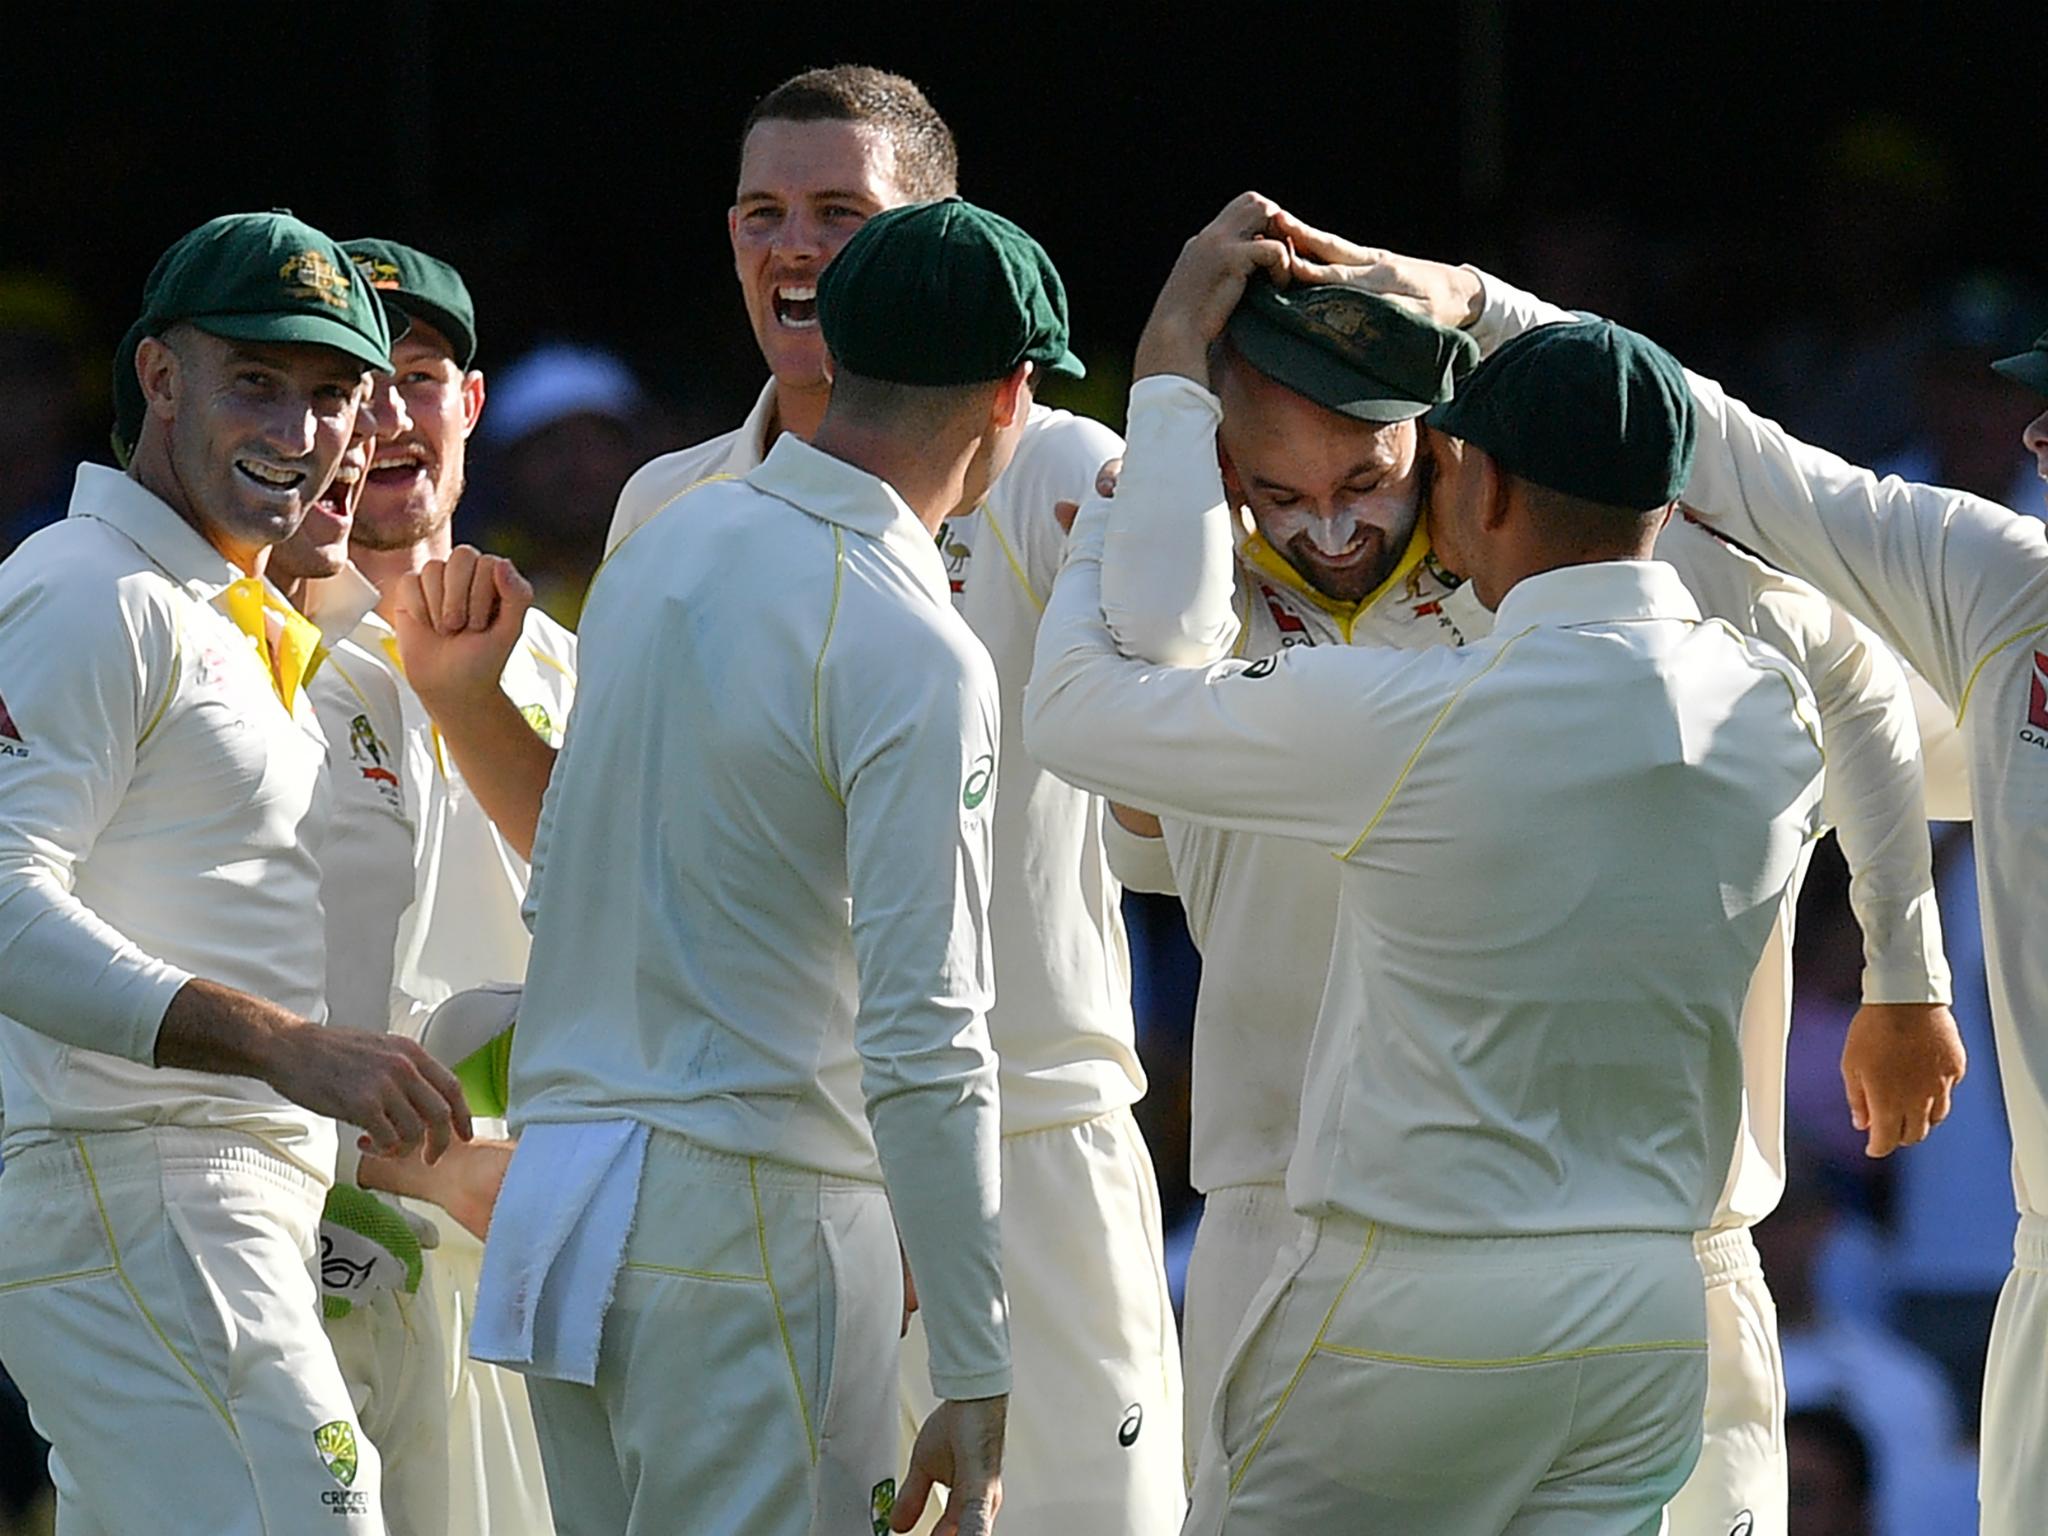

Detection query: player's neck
(810, 419), (976, 538)
(769, 379), (830, 446)
(359, 524), (456, 623)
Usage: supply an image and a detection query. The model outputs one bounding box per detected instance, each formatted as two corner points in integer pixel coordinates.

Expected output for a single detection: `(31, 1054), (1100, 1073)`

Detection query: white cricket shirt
(364, 603), (576, 1040)
(0, 465), (335, 1177)
(1031, 500), (1827, 1236)
(608, 381), (1141, 1133)
(300, 568), (415, 1039)
(521, 434), (1009, 1398)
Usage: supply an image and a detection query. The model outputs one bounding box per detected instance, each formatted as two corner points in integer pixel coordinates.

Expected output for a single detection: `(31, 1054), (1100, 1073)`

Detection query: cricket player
(1510, 267), (2042, 1536)
(600, 65), (1179, 1534)
(475, 196), (1053, 1536)
(266, 368), (475, 1536)
(0, 211), (471, 1535)
(313, 235), (568, 1536)
(1027, 252), (1830, 1528)
(1098, 200), (1960, 1534)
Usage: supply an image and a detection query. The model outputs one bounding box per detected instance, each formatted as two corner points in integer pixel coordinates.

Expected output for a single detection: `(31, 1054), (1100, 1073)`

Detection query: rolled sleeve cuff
(927, 1363), (1013, 1402)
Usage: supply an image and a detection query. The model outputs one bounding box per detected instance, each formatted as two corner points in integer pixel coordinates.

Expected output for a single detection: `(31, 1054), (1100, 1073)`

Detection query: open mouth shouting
(772, 283), (819, 330)
(367, 442), (433, 495)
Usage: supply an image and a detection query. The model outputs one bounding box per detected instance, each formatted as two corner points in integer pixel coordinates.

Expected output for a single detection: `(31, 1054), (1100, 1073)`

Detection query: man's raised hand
(1132, 191), (1294, 386)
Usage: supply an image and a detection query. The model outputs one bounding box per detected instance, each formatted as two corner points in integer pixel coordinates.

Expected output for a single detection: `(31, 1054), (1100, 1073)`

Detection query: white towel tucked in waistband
(472, 1118), (648, 1385)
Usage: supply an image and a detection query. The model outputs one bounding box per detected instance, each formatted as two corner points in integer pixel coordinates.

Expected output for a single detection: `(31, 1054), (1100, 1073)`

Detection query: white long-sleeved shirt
(1596, 293), (2048, 1223)
(607, 382), (1140, 1134)
(522, 434), (1009, 1398)
(1031, 496), (1826, 1236)
(369, 604), (576, 1044)
(301, 568), (415, 1040)
(0, 465), (335, 1177)
(1095, 377), (1943, 1226)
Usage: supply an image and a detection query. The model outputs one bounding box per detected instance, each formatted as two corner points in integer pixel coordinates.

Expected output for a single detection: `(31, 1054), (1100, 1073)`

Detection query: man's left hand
(1841, 1002), (1967, 1157)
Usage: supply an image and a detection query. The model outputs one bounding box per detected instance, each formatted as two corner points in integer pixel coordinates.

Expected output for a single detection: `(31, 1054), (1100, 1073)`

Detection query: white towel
(472, 1118), (649, 1385)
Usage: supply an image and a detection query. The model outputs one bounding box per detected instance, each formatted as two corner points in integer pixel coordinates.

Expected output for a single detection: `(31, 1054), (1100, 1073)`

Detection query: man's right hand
(1268, 210), (1484, 332)
(893, 1394), (1006, 1536)
(1132, 191), (1293, 386)
(264, 1021), (473, 1163)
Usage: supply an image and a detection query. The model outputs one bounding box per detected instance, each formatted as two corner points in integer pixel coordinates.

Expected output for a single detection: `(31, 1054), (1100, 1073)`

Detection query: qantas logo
(0, 692), (25, 758)
(1258, 584), (1314, 649)
(2024, 649), (2048, 752)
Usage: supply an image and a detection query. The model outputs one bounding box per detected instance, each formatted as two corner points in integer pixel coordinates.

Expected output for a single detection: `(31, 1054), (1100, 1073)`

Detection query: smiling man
(0, 211), (471, 1536)
(596, 65), (1181, 1536)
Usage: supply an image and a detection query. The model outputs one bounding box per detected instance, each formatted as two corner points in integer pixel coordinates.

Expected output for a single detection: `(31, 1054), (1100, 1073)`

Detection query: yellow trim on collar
(1239, 516), (1432, 644)
(220, 577), (321, 708)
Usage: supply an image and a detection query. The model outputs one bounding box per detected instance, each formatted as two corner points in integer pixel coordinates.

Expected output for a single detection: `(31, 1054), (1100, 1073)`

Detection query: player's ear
(1474, 447), (1513, 533)
(135, 334), (182, 421)
(1218, 442), (1246, 511)
(991, 362), (1033, 431)
(461, 371), (487, 437)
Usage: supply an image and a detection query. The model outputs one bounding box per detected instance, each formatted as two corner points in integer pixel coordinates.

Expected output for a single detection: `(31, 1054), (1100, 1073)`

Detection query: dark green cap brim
(1230, 312), (1432, 421)
(1992, 349), (2048, 397)
(1042, 347), (1085, 382)
(191, 310), (393, 373)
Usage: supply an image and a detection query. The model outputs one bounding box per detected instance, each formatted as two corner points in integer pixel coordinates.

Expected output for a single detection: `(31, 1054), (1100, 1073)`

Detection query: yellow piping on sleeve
(976, 501), (1043, 613)
(591, 471), (740, 587)
(1340, 629), (1534, 860)
(811, 529), (847, 807)
(137, 611), (183, 749)
(1957, 620), (2048, 725)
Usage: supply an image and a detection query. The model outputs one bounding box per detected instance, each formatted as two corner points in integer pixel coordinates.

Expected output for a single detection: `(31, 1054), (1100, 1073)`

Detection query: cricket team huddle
(0, 59), (2044, 1536)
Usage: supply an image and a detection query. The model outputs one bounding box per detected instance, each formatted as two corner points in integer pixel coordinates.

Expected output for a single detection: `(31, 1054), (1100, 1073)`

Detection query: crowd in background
(0, 110), (2041, 1536)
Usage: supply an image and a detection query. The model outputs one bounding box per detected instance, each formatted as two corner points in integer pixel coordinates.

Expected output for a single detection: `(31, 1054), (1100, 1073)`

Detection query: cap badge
(279, 249), (352, 310)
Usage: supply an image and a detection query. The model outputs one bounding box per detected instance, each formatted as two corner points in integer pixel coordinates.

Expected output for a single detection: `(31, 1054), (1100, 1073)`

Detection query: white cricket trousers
(1186, 1216), (1708, 1535)
(324, 1270), (452, 1536)
(523, 1131), (902, 1536)
(1664, 1228), (1785, 1536)
(1980, 1212), (2048, 1536)
(896, 1106), (1184, 1536)
(1178, 1182), (1302, 1480)
(0, 1128), (382, 1534)
(419, 1213), (556, 1534)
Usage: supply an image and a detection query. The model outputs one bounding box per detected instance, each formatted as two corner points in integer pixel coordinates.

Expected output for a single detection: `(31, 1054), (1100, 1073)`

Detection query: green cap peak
(1426, 318), (1697, 512)
(112, 211), (392, 462)
(818, 198), (1084, 387)
(1228, 282), (1478, 422)
(343, 237), (478, 369)
(1992, 325), (2048, 399)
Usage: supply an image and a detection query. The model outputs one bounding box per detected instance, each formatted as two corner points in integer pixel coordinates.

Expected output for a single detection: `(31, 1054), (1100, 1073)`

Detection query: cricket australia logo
(313, 1421), (358, 1486)
(279, 249), (353, 311)
(349, 253), (404, 290)
(519, 701), (558, 744)
(870, 1478), (896, 1535)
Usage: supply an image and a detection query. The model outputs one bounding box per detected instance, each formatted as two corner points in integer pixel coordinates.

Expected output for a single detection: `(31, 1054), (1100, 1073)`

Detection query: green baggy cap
(344, 238), (478, 368)
(1426, 318), (1696, 511)
(817, 198), (1085, 386)
(112, 211), (394, 462)
(1992, 326), (2048, 397)
(1227, 282), (1479, 422)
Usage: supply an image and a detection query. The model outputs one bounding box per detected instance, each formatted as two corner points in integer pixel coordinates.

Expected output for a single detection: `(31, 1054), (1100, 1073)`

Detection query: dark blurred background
(3, 4), (2043, 1531)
